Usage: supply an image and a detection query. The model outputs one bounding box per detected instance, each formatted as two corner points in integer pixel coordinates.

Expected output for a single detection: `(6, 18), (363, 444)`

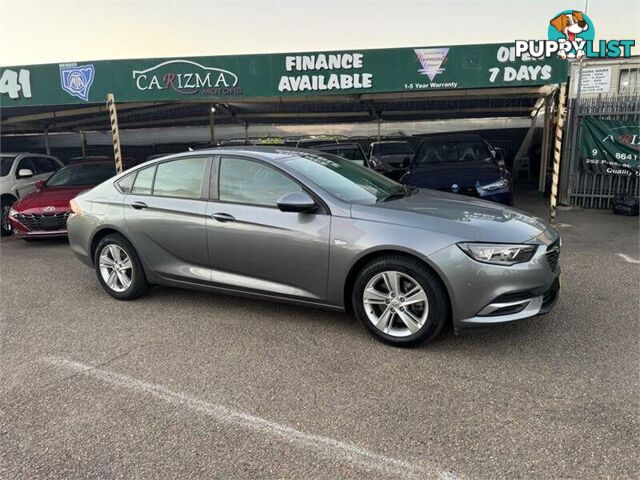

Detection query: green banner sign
(0, 43), (567, 108)
(580, 117), (640, 176)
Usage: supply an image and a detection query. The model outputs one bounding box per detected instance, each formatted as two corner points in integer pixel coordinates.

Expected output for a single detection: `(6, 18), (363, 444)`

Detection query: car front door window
(219, 157), (301, 206)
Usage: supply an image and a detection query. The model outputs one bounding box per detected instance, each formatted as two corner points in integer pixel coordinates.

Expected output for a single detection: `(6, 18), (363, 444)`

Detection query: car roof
(62, 160), (115, 167)
(315, 142), (360, 148)
(195, 145), (310, 159)
(0, 152), (53, 157)
(371, 140), (412, 145)
(417, 133), (486, 143)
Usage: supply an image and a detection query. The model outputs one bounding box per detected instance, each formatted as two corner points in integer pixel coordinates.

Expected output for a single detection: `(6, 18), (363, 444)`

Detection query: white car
(1, 153), (64, 236)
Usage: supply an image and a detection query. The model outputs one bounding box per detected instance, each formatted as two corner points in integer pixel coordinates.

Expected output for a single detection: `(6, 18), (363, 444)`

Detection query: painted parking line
(42, 356), (460, 480)
(617, 253), (640, 264)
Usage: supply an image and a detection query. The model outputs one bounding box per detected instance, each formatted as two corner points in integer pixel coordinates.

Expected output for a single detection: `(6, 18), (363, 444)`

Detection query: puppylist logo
(515, 10), (635, 60)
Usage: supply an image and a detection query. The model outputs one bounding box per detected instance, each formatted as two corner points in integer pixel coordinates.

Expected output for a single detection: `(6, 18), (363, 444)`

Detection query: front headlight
(479, 178), (509, 191)
(458, 243), (537, 266)
(8, 208), (18, 218)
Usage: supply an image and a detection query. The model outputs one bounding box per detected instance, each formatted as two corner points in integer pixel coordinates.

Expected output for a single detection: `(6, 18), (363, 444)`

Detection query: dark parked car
(67, 147), (560, 347)
(313, 142), (367, 166)
(402, 134), (513, 205)
(9, 161), (116, 238)
(367, 141), (415, 178)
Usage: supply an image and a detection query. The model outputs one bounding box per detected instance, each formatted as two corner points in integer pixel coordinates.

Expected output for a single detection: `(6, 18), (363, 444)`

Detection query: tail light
(69, 198), (82, 214)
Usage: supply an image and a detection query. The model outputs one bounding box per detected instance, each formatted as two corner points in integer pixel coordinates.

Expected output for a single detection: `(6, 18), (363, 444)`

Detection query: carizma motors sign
(132, 60), (241, 96)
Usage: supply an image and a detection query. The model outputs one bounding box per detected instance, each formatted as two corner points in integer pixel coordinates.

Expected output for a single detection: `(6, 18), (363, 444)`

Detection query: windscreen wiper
(378, 186), (411, 202)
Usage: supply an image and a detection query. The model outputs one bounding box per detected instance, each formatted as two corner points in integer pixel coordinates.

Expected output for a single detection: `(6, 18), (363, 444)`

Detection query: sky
(0, 0), (639, 66)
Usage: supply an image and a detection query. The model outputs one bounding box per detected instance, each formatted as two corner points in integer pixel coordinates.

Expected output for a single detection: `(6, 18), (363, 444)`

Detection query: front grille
(437, 187), (478, 197)
(14, 212), (69, 231)
(493, 290), (534, 303)
(545, 239), (561, 272)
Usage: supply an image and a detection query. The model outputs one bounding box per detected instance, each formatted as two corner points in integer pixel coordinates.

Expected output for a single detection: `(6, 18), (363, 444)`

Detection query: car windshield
(0, 156), (16, 177)
(46, 163), (116, 187)
(316, 144), (366, 161)
(414, 140), (492, 167)
(282, 152), (408, 204)
(377, 143), (414, 155)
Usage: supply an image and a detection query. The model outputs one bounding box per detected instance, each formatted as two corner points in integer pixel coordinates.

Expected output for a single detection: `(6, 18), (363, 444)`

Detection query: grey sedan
(67, 147), (560, 346)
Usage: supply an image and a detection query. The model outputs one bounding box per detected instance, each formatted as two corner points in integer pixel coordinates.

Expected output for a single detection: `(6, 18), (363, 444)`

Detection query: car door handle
(211, 212), (235, 222)
(130, 201), (148, 210)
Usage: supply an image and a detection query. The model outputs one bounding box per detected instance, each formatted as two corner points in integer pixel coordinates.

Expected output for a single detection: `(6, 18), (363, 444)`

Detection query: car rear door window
(33, 157), (59, 174)
(219, 157), (301, 207)
(131, 166), (156, 195)
(152, 157), (206, 199)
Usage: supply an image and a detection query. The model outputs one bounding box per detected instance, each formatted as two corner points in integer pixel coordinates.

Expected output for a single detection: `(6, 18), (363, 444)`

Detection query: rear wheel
(352, 255), (448, 347)
(94, 233), (150, 300)
(1, 196), (16, 237)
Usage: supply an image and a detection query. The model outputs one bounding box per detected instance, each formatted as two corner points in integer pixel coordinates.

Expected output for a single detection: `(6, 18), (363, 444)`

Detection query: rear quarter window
(116, 174), (135, 194)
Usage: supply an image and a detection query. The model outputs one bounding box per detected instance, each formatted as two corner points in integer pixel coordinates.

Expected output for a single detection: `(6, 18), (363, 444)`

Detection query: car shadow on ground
(137, 282), (554, 353)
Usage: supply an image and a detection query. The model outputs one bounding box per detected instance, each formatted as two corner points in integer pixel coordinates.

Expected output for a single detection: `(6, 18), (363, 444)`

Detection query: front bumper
(9, 211), (70, 238)
(9, 219), (68, 238)
(457, 275), (560, 328)
(428, 229), (561, 330)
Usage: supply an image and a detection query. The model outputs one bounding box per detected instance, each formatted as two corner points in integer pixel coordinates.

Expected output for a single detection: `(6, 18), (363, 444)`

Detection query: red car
(9, 161), (116, 238)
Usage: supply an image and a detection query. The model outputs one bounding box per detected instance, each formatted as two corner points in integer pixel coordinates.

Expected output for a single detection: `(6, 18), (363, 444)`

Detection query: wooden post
(106, 93), (124, 173)
(549, 84), (567, 223)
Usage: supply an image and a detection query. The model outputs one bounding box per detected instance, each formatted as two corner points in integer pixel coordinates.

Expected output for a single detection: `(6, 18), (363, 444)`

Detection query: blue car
(401, 134), (514, 205)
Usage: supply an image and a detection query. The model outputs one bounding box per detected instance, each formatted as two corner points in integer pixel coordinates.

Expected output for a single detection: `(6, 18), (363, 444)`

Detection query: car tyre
(1, 197), (15, 237)
(94, 233), (150, 300)
(352, 255), (448, 347)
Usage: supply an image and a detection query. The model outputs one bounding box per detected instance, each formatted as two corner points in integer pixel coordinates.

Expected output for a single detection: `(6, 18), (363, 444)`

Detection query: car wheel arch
(90, 227), (134, 265)
(342, 248), (453, 319)
(1, 193), (18, 204)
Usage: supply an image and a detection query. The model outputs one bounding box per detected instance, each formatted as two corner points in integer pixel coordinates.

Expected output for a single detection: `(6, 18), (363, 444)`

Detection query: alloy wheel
(99, 244), (133, 293)
(362, 270), (429, 338)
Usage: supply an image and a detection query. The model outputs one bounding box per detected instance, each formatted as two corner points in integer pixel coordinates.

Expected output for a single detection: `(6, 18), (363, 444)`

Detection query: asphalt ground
(1, 200), (638, 479)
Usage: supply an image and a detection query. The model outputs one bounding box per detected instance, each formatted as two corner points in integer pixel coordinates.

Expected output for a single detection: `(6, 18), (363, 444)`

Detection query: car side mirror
(277, 191), (317, 213)
(17, 168), (34, 178)
(35, 179), (45, 189)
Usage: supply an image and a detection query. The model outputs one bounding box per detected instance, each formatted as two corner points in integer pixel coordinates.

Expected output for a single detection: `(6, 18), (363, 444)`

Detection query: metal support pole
(538, 94), (553, 192)
(80, 130), (87, 156)
(44, 126), (51, 155)
(209, 105), (216, 144)
(549, 84), (567, 223)
(106, 93), (124, 173)
(244, 122), (249, 144)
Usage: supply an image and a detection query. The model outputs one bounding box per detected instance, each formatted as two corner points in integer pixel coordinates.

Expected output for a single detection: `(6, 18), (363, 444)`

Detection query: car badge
(42, 206), (56, 213)
(451, 184), (460, 193)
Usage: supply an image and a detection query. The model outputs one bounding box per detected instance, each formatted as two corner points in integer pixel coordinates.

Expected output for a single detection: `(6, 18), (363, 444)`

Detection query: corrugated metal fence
(564, 94), (640, 208)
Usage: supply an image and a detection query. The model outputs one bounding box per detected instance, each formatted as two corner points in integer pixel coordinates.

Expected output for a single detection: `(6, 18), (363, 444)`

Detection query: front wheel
(352, 255), (448, 347)
(1, 198), (15, 237)
(94, 233), (150, 300)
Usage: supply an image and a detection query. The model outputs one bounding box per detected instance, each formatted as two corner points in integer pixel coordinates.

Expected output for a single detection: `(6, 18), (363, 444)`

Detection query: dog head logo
(548, 10), (595, 59)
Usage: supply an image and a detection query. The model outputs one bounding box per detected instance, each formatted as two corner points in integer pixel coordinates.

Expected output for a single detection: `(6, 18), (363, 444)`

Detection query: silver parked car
(67, 147), (560, 346)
